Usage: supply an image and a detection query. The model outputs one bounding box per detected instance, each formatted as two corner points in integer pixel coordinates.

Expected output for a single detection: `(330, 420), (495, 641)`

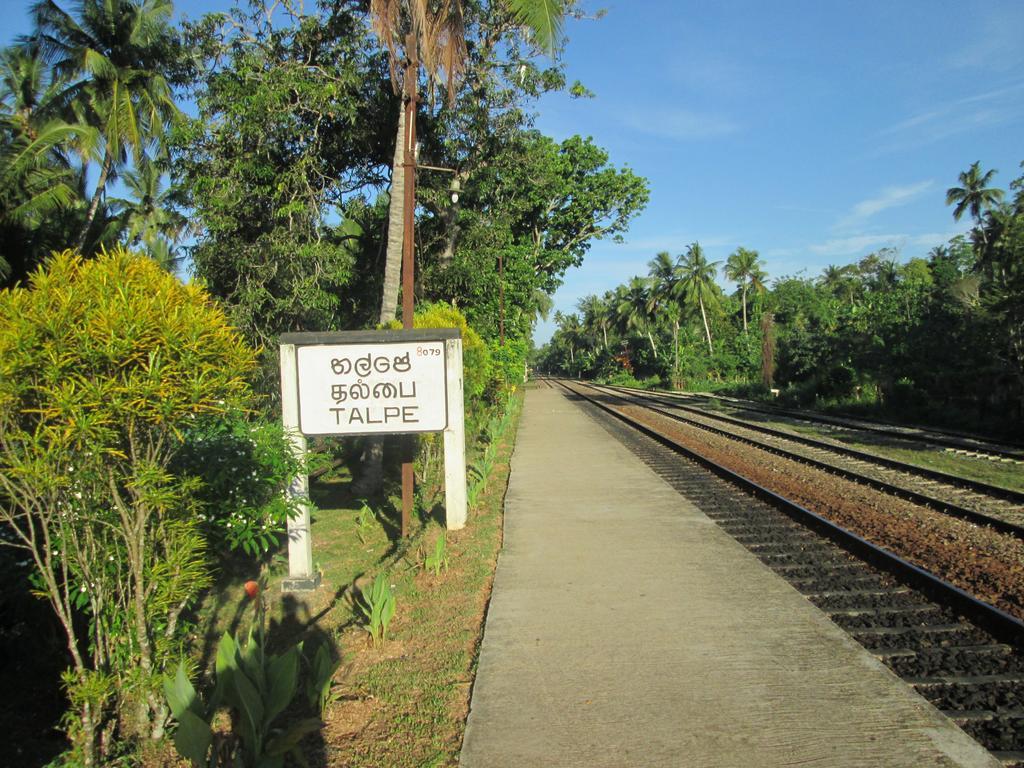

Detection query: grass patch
(185, 391), (523, 767)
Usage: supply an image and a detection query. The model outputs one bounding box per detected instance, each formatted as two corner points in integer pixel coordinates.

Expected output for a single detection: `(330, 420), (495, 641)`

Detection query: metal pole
(400, 34), (418, 538)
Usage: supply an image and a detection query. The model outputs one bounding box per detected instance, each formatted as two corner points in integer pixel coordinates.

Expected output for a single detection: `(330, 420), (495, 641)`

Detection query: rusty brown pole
(400, 34), (418, 538)
(498, 251), (505, 347)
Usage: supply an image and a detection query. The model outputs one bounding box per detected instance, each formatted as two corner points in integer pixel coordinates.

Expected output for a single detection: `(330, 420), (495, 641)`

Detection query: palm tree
(819, 263), (859, 305)
(578, 293), (612, 351)
(370, 0), (566, 325)
(946, 162), (1004, 225)
(1, 44), (94, 282)
(31, 0), (181, 252)
(647, 250), (683, 373)
(116, 152), (185, 266)
(553, 310), (585, 374)
(616, 276), (658, 359)
(723, 246), (766, 333)
(679, 242), (720, 354)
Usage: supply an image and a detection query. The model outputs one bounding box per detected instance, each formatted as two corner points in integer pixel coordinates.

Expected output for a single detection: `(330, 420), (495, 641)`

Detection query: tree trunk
(75, 149), (114, 253)
(741, 284), (748, 333)
(647, 330), (658, 359)
(379, 105), (407, 325)
(761, 312), (776, 389)
(673, 319), (679, 378)
(358, 105), (407, 497)
(699, 298), (713, 354)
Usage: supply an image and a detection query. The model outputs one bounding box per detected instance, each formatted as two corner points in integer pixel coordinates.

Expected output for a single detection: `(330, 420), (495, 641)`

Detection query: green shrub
(0, 248), (260, 763)
(172, 417), (307, 558)
(488, 336), (528, 394)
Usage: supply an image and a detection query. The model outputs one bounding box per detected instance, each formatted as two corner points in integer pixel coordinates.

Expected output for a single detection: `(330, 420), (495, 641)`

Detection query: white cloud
(621, 107), (738, 141)
(808, 231), (961, 258)
(875, 82), (1024, 152)
(947, 6), (1024, 73)
(836, 181), (933, 229)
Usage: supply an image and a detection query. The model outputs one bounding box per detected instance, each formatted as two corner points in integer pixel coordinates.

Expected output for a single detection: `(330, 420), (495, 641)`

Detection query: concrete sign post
(442, 336), (467, 529)
(279, 342), (317, 591)
(279, 329), (467, 590)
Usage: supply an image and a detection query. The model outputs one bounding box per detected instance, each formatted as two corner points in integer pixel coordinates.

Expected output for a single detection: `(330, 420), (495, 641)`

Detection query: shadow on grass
(311, 479), (404, 548)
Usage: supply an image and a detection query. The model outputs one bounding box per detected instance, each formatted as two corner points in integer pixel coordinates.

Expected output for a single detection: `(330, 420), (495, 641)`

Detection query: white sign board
(296, 341), (448, 435)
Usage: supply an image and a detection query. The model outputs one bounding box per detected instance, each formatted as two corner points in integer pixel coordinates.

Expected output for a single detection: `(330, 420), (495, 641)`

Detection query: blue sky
(4, 1), (1022, 343)
(529, 0), (1024, 341)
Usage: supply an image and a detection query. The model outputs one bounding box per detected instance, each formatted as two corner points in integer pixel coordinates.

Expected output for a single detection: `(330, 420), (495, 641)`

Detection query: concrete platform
(459, 384), (999, 768)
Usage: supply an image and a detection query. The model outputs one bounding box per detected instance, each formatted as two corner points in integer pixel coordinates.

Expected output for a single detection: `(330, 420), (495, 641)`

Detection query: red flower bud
(244, 580), (260, 599)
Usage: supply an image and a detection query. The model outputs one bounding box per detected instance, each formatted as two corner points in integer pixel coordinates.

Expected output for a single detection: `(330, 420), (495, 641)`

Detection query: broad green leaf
(164, 663), (202, 719)
(265, 646), (299, 725)
(232, 663), (265, 756)
(171, 709), (213, 767)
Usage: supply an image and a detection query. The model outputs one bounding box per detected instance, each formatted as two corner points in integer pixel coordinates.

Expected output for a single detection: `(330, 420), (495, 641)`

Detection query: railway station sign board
(295, 338), (448, 435)
(277, 329), (467, 591)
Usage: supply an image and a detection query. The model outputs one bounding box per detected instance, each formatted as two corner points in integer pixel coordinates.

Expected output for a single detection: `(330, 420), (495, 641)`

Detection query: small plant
(467, 454), (494, 507)
(304, 641), (341, 716)
(424, 535), (449, 576)
(163, 581), (331, 767)
(354, 499), (377, 544)
(356, 574), (396, 646)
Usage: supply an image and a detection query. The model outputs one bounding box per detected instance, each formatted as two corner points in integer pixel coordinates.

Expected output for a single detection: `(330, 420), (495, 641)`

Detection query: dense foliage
(0, 0), (184, 281)
(537, 162), (1024, 436)
(0, 249), (294, 764)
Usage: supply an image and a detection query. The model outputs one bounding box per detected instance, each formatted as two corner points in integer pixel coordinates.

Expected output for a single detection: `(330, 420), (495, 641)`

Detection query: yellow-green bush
(386, 302), (493, 402)
(0, 248), (261, 762)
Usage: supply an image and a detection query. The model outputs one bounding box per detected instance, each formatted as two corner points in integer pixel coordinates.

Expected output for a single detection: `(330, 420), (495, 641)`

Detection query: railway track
(590, 382), (1024, 535)
(628, 384), (1024, 465)
(549, 378), (1024, 767)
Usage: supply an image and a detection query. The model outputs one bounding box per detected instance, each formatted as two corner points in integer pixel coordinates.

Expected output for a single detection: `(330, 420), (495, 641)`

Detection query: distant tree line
(537, 161), (1024, 437)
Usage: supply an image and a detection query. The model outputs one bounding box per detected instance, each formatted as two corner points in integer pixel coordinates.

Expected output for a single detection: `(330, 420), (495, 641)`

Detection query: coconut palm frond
(507, 0), (564, 55)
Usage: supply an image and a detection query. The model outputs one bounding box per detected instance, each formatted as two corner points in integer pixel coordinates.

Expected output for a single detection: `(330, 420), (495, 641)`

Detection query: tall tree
(578, 293), (611, 351)
(723, 246), (765, 333)
(179, 0), (382, 395)
(552, 309), (584, 373)
(680, 241), (720, 354)
(369, 0), (568, 325)
(647, 250), (682, 373)
(31, 0), (180, 252)
(819, 263), (859, 305)
(116, 152), (184, 267)
(0, 43), (93, 282)
(616, 275), (658, 359)
(946, 161), (1004, 225)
